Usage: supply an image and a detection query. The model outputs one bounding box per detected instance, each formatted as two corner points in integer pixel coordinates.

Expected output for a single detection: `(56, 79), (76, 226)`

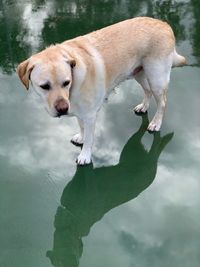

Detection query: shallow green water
(0, 1), (200, 267)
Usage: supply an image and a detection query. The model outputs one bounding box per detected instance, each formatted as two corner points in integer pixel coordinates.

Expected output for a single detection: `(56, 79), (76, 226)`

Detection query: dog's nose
(55, 99), (69, 116)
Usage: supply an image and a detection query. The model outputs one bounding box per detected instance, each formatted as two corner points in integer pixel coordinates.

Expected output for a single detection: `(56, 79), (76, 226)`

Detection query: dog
(17, 17), (186, 165)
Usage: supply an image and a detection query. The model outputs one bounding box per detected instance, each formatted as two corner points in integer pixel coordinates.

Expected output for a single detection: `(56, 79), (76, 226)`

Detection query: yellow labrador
(17, 17), (186, 165)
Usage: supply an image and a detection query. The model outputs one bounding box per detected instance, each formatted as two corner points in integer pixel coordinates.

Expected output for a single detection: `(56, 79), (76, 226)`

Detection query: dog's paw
(76, 152), (92, 166)
(134, 103), (148, 114)
(147, 120), (161, 132)
(71, 134), (83, 147)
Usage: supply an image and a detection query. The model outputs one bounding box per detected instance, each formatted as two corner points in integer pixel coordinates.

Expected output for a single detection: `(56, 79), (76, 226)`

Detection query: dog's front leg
(71, 118), (84, 146)
(76, 115), (96, 165)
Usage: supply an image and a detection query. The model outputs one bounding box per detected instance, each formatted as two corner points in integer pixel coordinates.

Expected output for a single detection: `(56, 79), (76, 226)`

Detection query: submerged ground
(0, 1), (200, 267)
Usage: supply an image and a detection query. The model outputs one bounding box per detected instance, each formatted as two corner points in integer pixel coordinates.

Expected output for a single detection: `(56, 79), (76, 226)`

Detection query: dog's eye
(40, 83), (50, 90)
(62, 80), (70, 87)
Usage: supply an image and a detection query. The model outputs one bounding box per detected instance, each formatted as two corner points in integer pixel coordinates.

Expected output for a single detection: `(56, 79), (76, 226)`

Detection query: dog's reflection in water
(47, 115), (173, 267)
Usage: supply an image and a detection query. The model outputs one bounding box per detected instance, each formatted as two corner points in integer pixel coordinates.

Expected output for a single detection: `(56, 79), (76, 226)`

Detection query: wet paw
(71, 134), (83, 147)
(134, 103), (148, 115)
(76, 152), (92, 166)
(147, 121), (161, 133)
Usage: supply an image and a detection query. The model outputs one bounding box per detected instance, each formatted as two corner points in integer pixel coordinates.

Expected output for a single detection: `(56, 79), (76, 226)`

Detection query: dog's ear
(64, 54), (76, 68)
(68, 58), (76, 68)
(58, 45), (76, 68)
(17, 59), (34, 90)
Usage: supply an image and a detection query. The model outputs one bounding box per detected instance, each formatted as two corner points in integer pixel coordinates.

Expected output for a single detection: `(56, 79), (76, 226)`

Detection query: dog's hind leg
(134, 70), (152, 114)
(143, 58), (172, 132)
(148, 87), (168, 132)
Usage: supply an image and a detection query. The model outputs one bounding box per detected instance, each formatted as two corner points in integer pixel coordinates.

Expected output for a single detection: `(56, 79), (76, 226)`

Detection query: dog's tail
(172, 49), (187, 67)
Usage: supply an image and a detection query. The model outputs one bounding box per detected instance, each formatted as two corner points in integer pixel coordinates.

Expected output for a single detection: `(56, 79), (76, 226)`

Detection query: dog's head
(17, 45), (76, 117)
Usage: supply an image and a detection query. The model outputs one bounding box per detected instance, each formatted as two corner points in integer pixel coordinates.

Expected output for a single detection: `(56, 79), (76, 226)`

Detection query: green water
(0, 1), (200, 267)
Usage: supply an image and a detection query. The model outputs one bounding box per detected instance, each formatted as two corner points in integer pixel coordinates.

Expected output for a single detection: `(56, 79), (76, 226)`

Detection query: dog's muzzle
(54, 98), (69, 117)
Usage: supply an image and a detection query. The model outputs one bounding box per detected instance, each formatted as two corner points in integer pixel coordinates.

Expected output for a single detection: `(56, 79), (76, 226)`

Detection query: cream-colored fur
(17, 17), (186, 165)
